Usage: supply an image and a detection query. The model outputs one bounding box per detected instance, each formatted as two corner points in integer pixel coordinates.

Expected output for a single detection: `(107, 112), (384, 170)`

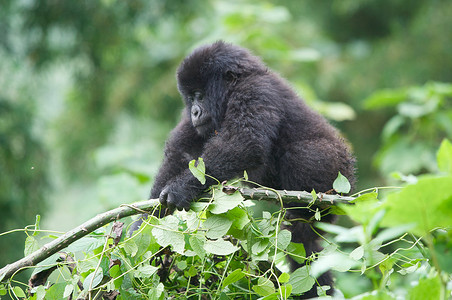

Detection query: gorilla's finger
(166, 192), (178, 209)
(182, 203), (191, 211)
(159, 188), (169, 205)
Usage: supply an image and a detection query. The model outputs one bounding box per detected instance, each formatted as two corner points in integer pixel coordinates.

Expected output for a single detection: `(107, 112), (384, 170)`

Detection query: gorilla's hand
(159, 182), (196, 211)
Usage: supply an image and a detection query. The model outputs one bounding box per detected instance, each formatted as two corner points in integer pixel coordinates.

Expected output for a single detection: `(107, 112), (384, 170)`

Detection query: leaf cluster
(1, 176), (318, 299)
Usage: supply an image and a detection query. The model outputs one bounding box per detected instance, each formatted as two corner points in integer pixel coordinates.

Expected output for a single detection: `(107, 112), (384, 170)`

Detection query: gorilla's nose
(192, 105), (202, 120)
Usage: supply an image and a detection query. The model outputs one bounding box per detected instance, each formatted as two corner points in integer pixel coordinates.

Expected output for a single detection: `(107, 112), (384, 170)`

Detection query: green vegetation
(1, 148), (452, 298)
(1, 0), (451, 299)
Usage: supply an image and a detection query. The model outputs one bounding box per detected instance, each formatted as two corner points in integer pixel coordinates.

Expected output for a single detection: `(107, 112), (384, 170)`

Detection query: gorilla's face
(186, 90), (213, 136)
(177, 65), (226, 138)
(176, 41), (267, 137)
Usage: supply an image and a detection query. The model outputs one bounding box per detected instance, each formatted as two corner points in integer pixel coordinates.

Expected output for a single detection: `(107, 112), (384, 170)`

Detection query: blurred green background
(1, 0), (451, 283)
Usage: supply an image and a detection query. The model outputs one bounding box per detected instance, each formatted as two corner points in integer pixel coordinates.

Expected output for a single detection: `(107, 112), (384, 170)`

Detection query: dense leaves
(2, 161), (452, 299)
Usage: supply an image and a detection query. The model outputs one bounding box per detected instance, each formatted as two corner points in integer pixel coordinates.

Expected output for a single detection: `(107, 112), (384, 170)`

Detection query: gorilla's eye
(193, 91), (203, 102)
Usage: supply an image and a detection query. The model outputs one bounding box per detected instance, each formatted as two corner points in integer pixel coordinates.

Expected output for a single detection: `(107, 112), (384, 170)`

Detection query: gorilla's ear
(225, 70), (240, 84)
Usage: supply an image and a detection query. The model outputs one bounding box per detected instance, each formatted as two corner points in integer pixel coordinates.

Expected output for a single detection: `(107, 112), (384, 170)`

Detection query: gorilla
(147, 41), (355, 297)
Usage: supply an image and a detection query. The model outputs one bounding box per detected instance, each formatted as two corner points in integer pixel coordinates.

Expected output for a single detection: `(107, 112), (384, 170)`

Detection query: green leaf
(210, 190), (244, 214)
(428, 81), (452, 96)
(186, 265), (197, 277)
(351, 192), (378, 204)
(359, 290), (396, 300)
(63, 284), (74, 298)
(278, 273), (290, 283)
(227, 206), (250, 230)
(315, 101), (356, 121)
(434, 241), (452, 273)
(190, 202), (210, 212)
(364, 88), (407, 110)
(34, 285), (46, 300)
(135, 265), (158, 278)
(408, 275), (441, 300)
(276, 229), (291, 250)
(13, 286), (26, 298)
(189, 158), (206, 184)
(260, 294), (279, 300)
(252, 239), (269, 255)
(342, 195), (382, 226)
(253, 248), (270, 262)
(177, 260), (187, 270)
(310, 189), (317, 202)
(287, 242), (306, 264)
(133, 217), (160, 257)
(189, 235), (206, 259)
(83, 269), (103, 290)
(381, 175), (452, 236)
(204, 239), (239, 255)
(133, 232), (152, 258)
(222, 268), (245, 288)
(310, 251), (356, 276)
(123, 239), (139, 258)
(314, 208), (321, 221)
(373, 224), (415, 245)
(288, 266), (315, 295)
(30, 253), (60, 276)
(437, 139), (452, 174)
(398, 98), (439, 118)
(152, 215), (185, 254)
(333, 172), (351, 194)
(67, 237), (104, 253)
(33, 215), (41, 236)
(24, 235), (39, 256)
(203, 214), (233, 239)
(279, 284), (292, 299)
(0, 284), (6, 295)
(109, 264), (123, 289)
(349, 245), (364, 260)
(148, 283), (164, 300)
(252, 277), (275, 296)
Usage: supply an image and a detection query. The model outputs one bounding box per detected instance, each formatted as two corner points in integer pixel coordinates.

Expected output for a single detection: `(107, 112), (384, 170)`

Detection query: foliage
(1, 176), (316, 299)
(2, 146), (452, 299)
(0, 98), (48, 271)
(1, 0), (452, 298)
(364, 82), (452, 176)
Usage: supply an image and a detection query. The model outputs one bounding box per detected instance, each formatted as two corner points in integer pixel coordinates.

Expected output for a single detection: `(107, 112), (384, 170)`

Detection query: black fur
(149, 41), (355, 298)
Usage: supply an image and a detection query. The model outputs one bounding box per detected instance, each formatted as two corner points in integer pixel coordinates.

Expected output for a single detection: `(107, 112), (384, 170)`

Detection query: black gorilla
(149, 41), (355, 297)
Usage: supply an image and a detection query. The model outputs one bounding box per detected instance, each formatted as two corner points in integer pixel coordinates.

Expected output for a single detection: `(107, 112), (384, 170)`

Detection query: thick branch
(0, 199), (160, 282)
(238, 188), (354, 206)
(0, 189), (354, 282)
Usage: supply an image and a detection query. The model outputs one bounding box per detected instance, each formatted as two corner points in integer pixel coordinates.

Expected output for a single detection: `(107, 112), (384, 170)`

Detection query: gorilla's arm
(160, 96), (281, 210)
(150, 115), (204, 199)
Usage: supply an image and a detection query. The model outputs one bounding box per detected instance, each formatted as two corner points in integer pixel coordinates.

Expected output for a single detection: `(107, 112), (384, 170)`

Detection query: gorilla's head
(176, 41), (267, 137)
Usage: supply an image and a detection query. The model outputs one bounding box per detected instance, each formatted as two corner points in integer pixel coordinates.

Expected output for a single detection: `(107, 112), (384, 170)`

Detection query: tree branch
(0, 199), (160, 282)
(238, 188), (355, 206)
(0, 189), (354, 282)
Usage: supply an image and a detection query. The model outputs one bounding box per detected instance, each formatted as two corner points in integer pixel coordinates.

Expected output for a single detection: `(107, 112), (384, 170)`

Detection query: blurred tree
(323, 0), (452, 186)
(0, 98), (48, 268)
(20, 0), (208, 176)
(0, 2), (49, 275)
(308, 0), (425, 42)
